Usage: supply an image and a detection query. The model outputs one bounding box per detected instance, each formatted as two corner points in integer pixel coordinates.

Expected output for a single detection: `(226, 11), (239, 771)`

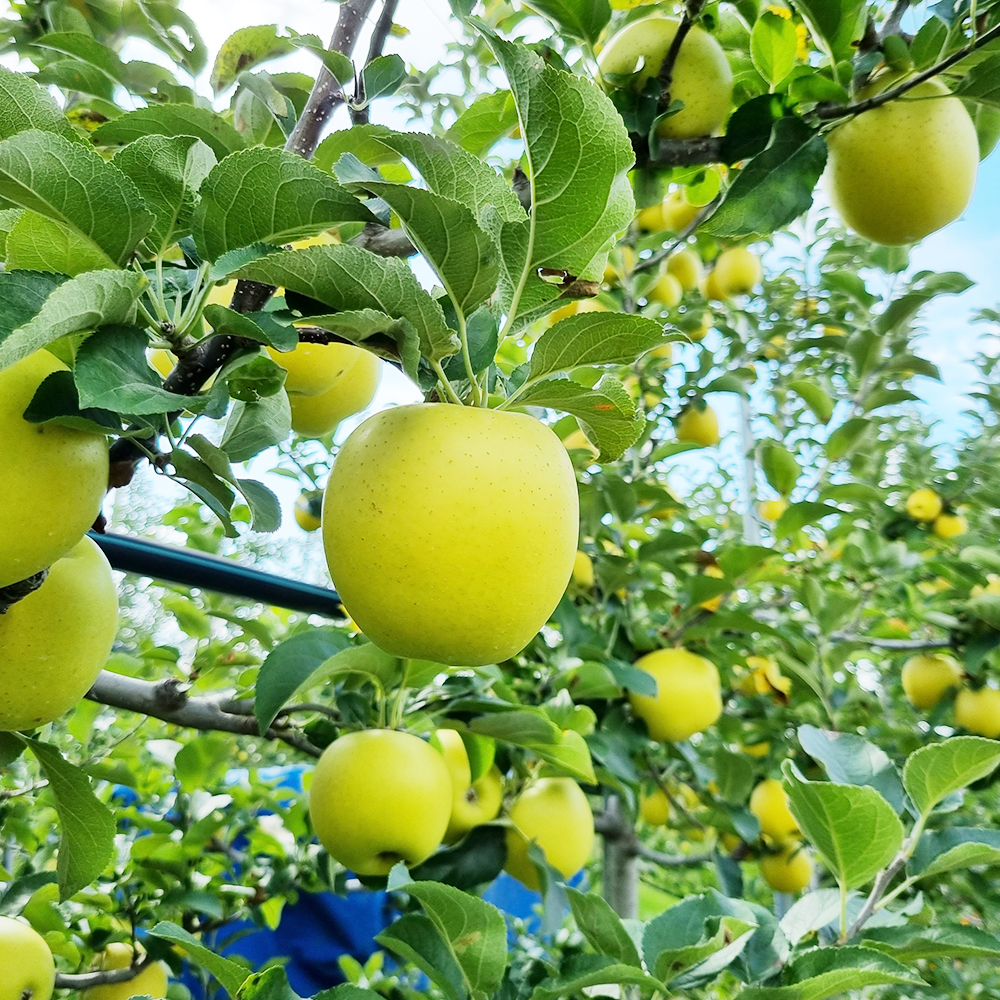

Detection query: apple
(713, 247), (762, 296)
(433, 729), (504, 843)
(759, 499), (788, 522)
(662, 190), (702, 232)
(666, 249), (704, 291)
(902, 654), (962, 710)
(701, 268), (727, 302)
(825, 75), (978, 245)
(293, 490), (323, 532)
(0, 916), (54, 1000)
(639, 786), (670, 826)
(289, 348), (382, 438)
(750, 778), (799, 844)
(0, 536), (118, 732)
(629, 647), (723, 741)
(933, 513), (967, 539)
(269, 340), (371, 398)
(636, 202), (666, 231)
(676, 401), (720, 447)
(562, 427), (599, 460)
(549, 298), (607, 324)
(504, 777), (594, 890)
(906, 488), (942, 521)
(689, 311), (712, 342)
(760, 843), (813, 893)
(309, 729), (453, 875)
(322, 404), (579, 665)
(954, 687), (1000, 739)
(82, 943), (169, 1000)
(698, 563), (726, 613)
(599, 17), (733, 139)
(572, 550), (595, 589)
(648, 272), (683, 308)
(0, 351), (109, 588)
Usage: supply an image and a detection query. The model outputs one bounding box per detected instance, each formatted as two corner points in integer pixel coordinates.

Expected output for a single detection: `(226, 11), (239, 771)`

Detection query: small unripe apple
(504, 777), (594, 889)
(760, 843), (813, 893)
(0, 351), (109, 588)
(629, 647), (722, 741)
(0, 916), (55, 1000)
(750, 778), (799, 844)
(289, 348), (382, 438)
(309, 729), (453, 874)
(759, 498), (788, 522)
(572, 550), (595, 589)
(294, 491), (323, 532)
(322, 404), (578, 665)
(666, 249), (704, 290)
(901, 653), (962, 710)
(562, 427), (599, 459)
(639, 786), (671, 826)
(906, 488), (942, 521)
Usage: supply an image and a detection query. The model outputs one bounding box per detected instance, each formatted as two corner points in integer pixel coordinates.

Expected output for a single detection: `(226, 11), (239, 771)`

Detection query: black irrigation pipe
(89, 531), (344, 619)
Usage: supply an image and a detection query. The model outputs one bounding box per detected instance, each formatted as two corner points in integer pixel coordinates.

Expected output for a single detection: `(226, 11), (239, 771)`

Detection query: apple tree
(2, 0), (1000, 998)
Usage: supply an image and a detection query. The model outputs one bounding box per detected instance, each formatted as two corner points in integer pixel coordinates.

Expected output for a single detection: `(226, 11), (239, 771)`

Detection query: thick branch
(86, 672), (322, 758)
(55, 959), (155, 989)
(879, 0), (911, 40)
(348, 223), (416, 257)
(656, 0), (706, 109)
(633, 133), (725, 169)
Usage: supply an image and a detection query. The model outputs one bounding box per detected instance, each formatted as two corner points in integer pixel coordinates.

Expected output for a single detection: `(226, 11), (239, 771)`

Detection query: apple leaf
(210, 24), (295, 94)
(862, 924), (1000, 961)
(444, 90), (519, 157)
(903, 736), (1000, 816)
(910, 826), (1000, 879)
(377, 913), (468, 1000)
(94, 104), (248, 160)
(566, 886), (642, 967)
(0, 65), (83, 143)
(148, 921), (247, 995)
(530, 956), (666, 1000)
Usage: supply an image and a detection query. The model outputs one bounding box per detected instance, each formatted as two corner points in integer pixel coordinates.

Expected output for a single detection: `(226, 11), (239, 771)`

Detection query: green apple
(713, 247), (762, 296)
(309, 729), (453, 875)
(0, 916), (54, 1000)
(289, 348), (382, 438)
(322, 403), (579, 665)
(629, 647), (722, 741)
(0, 536), (118, 732)
(434, 729), (504, 842)
(0, 351), (109, 588)
(83, 943), (169, 1000)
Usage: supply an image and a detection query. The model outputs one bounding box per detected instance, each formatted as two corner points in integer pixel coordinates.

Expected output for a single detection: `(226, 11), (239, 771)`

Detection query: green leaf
(523, 0), (611, 46)
(824, 417), (870, 460)
(702, 119), (827, 239)
(903, 736), (1000, 817)
(797, 725), (906, 813)
(32, 31), (126, 88)
(565, 886), (642, 966)
(734, 945), (924, 1000)
(204, 305), (296, 351)
(875, 271), (973, 335)
(529, 956), (666, 1000)
(235, 966), (302, 1000)
(910, 15), (948, 69)
(234, 245), (459, 364)
(211, 25), (295, 94)
(788, 380), (833, 423)
(774, 501), (839, 540)
(149, 920), (248, 995)
(0, 269), (143, 371)
(254, 628), (351, 734)
(782, 763), (904, 889)
(863, 923), (1000, 961)
(910, 827), (1000, 878)
(791, 0), (866, 61)
(235, 478), (281, 532)
(409, 825), (507, 890)
(655, 914), (757, 982)
(751, 11), (798, 87)
(377, 913), (468, 1000)
(94, 105), (248, 160)
(407, 881), (507, 997)
(445, 91), (518, 157)
(361, 55), (408, 103)
(713, 747), (755, 805)
(516, 374), (642, 461)
(221, 391), (292, 463)
(289, 34), (355, 84)
(758, 439), (799, 497)
(0, 66), (83, 143)
(24, 369), (123, 434)
(528, 312), (675, 381)
(0, 130), (154, 267)
(193, 147), (375, 261)
(19, 738), (115, 901)
(4, 211), (115, 275)
(778, 889), (844, 947)
(968, 592), (1000, 630)
(954, 51), (1000, 108)
(474, 25), (635, 331)
(302, 311), (420, 380)
(113, 135), (216, 254)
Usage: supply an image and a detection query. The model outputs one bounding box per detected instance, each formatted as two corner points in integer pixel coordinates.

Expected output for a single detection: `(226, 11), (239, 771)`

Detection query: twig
(366, 0), (401, 66)
(55, 958), (156, 989)
(86, 672), (322, 758)
(879, 0), (911, 40)
(632, 197), (720, 275)
(656, 0), (706, 110)
(348, 223), (416, 257)
(842, 852), (908, 941)
(638, 843), (714, 867)
(829, 633), (953, 651)
(634, 134), (725, 169)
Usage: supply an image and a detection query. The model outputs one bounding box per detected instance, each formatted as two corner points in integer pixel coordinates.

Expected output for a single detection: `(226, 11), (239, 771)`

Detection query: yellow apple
(549, 298), (607, 324)
(309, 729), (453, 875)
(433, 729), (503, 843)
(649, 343), (673, 362)
(294, 491), (323, 532)
(648, 272), (683, 308)
(689, 311), (712, 342)
(572, 550), (595, 589)
(759, 499), (788, 522)
(562, 427), (599, 459)
(149, 348), (174, 378)
(750, 778), (799, 844)
(269, 341), (369, 398)
(0, 351), (109, 588)
(628, 647), (723, 741)
(636, 202), (666, 231)
(676, 402), (720, 447)
(289, 348), (382, 438)
(698, 563), (726, 613)
(954, 687), (1000, 738)
(639, 786), (671, 826)
(760, 843), (813, 893)
(901, 653), (962, 709)
(933, 513), (967, 539)
(661, 190), (702, 232)
(666, 249), (704, 291)
(0, 916), (54, 1000)
(0, 536), (118, 732)
(322, 404), (578, 665)
(742, 741), (771, 759)
(825, 76), (978, 245)
(504, 777), (594, 890)
(599, 17), (733, 139)
(82, 943), (169, 1000)
(906, 488), (942, 521)
(713, 247), (762, 296)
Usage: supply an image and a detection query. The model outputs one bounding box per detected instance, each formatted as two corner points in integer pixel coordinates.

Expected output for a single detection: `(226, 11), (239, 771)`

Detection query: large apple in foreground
(0, 916), (54, 1000)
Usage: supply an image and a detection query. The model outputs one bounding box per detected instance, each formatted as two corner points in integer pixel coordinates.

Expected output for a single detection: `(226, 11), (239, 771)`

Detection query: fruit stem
(390, 660), (411, 729)
(431, 360), (465, 405)
(457, 311), (483, 406)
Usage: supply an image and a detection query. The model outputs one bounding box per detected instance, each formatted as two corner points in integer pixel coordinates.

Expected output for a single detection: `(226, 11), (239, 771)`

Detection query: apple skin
(268, 341), (367, 398)
(760, 844), (813, 893)
(434, 729), (504, 843)
(713, 247), (761, 296)
(954, 687), (1000, 738)
(289, 348), (382, 438)
(82, 943), (170, 1000)
(572, 550), (595, 589)
(676, 403), (720, 447)
(649, 272), (683, 308)
(759, 499), (788, 522)
(309, 729), (453, 875)
(0, 351), (109, 588)
(901, 653), (962, 709)
(825, 76), (978, 245)
(933, 513), (967, 539)
(0, 536), (118, 732)
(322, 403), (578, 666)
(504, 777), (595, 890)
(666, 249), (703, 291)
(750, 778), (799, 844)
(906, 488), (942, 521)
(0, 916), (55, 1000)
(629, 647), (723, 742)
(639, 787), (671, 826)
(599, 17), (733, 139)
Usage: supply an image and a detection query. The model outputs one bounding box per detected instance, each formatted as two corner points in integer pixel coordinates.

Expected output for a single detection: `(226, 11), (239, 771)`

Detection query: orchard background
(3, 0), (1000, 999)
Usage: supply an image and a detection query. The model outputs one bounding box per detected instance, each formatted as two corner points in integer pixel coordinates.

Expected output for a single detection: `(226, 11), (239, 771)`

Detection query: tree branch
(348, 223), (416, 257)
(55, 958), (156, 989)
(633, 134), (725, 169)
(656, 0), (706, 110)
(829, 633), (953, 651)
(366, 0), (401, 67)
(879, 0), (911, 40)
(85, 672), (322, 758)
(638, 843), (714, 867)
